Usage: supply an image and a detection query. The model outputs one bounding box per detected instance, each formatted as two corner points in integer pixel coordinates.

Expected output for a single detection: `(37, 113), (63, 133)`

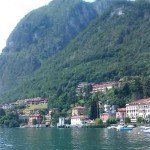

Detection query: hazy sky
(0, 0), (95, 53)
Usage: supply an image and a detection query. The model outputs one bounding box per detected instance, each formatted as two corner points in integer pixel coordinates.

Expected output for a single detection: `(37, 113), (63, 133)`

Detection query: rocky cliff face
(5, 0), (98, 56)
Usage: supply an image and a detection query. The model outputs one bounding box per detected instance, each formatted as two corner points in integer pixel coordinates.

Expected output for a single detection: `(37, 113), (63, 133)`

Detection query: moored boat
(142, 128), (150, 133)
(116, 125), (133, 131)
(107, 125), (116, 129)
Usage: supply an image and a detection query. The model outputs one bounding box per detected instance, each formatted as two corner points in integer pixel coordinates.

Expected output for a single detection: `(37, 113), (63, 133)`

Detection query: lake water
(0, 128), (150, 150)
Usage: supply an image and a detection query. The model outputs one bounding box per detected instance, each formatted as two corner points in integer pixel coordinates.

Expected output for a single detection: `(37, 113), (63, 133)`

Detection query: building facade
(71, 106), (88, 126)
(116, 108), (126, 122)
(72, 106), (86, 116)
(126, 98), (150, 122)
(91, 82), (117, 93)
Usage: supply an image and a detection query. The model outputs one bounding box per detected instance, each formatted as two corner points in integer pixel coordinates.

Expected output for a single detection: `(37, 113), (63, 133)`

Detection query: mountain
(0, 0), (113, 98)
(0, 0), (98, 93)
(0, 0), (150, 106)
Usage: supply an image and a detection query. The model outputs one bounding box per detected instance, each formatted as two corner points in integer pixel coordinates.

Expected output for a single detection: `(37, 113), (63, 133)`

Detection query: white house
(126, 98), (150, 122)
(71, 115), (88, 126)
(71, 106), (88, 126)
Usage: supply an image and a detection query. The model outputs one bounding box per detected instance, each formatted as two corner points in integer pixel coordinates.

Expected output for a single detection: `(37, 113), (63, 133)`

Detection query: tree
(89, 100), (99, 119)
(32, 119), (37, 125)
(125, 117), (131, 124)
(137, 117), (145, 124)
(0, 108), (5, 117)
(143, 77), (150, 98)
(95, 118), (103, 125)
(106, 118), (117, 126)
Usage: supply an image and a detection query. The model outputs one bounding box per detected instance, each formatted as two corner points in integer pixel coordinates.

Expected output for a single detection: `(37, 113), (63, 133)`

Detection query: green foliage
(137, 117), (145, 124)
(32, 119), (37, 125)
(0, 0), (97, 95)
(125, 117), (131, 124)
(89, 100), (99, 119)
(0, 111), (20, 127)
(39, 109), (48, 115)
(106, 118), (117, 126)
(0, 0), (150, 112)
(0, 108), (5, 117)
(51, 112), (59, 125)
(95, 118), (103, 125)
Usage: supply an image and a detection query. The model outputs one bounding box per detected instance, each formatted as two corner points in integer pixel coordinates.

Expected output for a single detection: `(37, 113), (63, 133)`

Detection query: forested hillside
(0, 0), (102, 93)
(0, 0), (150, 109)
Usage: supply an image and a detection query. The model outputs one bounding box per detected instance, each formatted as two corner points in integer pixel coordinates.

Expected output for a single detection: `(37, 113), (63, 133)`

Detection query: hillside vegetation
(0, 0), (150, 110)
(0, 0), (99, 93)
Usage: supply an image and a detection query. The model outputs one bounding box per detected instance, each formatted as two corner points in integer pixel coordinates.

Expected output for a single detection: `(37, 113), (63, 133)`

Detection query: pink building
(28, 114), (42, 125)
(100, 112), (116, 123)
(100, 113), (110, 123)
(27, 97), (48, 105)
(116, 108), (126, 121)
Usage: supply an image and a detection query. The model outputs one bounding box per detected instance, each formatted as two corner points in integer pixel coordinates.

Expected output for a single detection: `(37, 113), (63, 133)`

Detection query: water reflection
(0, 128), (150, 150)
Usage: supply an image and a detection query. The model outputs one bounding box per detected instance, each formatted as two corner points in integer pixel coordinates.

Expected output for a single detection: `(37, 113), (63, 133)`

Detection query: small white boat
(107, 125), (116, 129)
(140, 126), (150, 130)
(143, 129), (150, 133)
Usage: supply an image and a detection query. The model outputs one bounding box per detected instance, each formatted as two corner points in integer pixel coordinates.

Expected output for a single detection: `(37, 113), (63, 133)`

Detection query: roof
(127, 98), (150, 106)
(92, 82), (116, 88)
(117, 108), (126, 112)
(29, 114), (42, 117)
(71, 115), (88, 119)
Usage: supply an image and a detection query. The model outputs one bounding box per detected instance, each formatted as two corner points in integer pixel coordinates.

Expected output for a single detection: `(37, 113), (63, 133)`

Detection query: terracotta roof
(127, 98), (150, 105)
(29, 114), (42, 117)
(117, 108), (126, 112)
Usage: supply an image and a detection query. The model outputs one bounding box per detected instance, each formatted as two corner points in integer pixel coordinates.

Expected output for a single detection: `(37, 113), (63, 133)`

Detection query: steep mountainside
(0, 0), (150, 105)
(0, 0), (112, 94)
(1, 0), (111, 93)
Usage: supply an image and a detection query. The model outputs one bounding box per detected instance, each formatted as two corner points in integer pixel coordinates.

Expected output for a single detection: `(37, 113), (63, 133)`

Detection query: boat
(140, 126), (150, 133)
(127, 125), (134, 128)
(140, 126), (150, 130)
(107, 125), (116, 129)
(142, 129), (150, 133)
(116, 125), (133, 131)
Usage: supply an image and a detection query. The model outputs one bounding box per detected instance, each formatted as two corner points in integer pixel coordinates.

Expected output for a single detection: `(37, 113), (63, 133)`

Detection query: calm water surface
(0, 128), (150, 150)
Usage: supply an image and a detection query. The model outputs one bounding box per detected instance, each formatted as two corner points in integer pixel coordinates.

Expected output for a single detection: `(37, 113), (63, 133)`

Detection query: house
(45, 111), (52, 125)
(12, 99), (28, 107)
(26, 97), (48, 105)
(72, 106), (86, 116)
(28, 114), (42, 125)
(91, 82), (118, 93)
(126, 98), (150, 122)
(23, 109), (34, 115)
(100, 105), (117, 123)
(100, 113), (111, 123)
(76, 82), (90, 96)
(71, 115), (88, 126)
(71, 106), (88, 126)
(76, 81), (118, 95)
(116, 108), (126, 122)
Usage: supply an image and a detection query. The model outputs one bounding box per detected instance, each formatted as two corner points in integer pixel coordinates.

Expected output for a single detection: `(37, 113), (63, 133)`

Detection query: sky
(0, 0), (95, 53)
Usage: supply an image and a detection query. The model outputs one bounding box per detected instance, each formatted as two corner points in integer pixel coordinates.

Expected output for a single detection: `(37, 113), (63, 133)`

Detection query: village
(0, 81), (150, 129)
